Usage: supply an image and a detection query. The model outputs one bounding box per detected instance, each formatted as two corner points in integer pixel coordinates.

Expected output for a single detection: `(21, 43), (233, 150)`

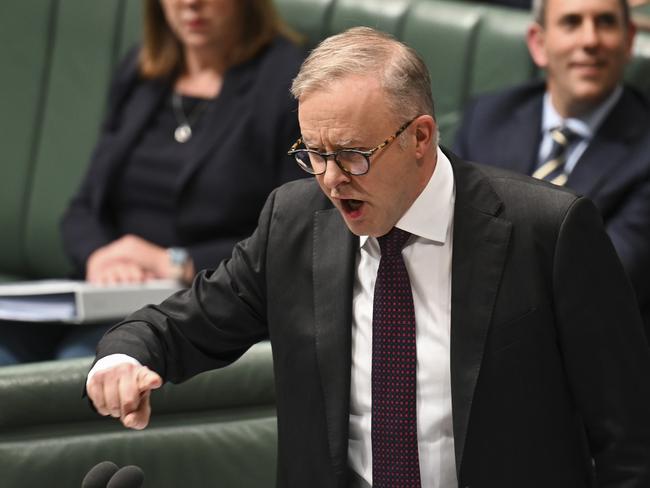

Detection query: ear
(413, 115), (436, 159)
(526, 23), (548, 69)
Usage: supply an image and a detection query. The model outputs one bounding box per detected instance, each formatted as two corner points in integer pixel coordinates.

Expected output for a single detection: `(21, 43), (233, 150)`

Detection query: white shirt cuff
(86, 354), (142, 387)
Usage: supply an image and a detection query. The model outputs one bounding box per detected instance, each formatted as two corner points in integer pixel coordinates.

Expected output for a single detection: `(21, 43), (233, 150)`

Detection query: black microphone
(81, 461), (119, 488)
(106, 465), (145, 488)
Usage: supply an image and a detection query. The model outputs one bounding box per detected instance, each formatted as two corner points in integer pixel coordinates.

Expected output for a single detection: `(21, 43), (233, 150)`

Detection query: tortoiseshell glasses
(287, 116), (418, 176)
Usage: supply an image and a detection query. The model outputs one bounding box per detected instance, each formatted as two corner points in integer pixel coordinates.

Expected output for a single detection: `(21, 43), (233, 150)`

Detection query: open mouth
(341, 199), (365, 217)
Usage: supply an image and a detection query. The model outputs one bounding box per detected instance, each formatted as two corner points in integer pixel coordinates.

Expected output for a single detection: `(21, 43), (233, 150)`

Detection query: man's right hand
(86, 363), (163, 430)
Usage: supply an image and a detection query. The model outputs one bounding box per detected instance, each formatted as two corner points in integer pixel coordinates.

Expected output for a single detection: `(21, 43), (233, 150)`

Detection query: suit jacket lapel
(447, 153), (512, 474)
(313, 207), (356, 476)
(175, 57), (259, 193)
(93, 79), (168, 209)
(568, 136), (629, 197)
(567, 88), (648, 197)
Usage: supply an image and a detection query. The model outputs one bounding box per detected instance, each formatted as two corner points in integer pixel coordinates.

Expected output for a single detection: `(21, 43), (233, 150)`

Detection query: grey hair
(291, 26), (435, 126)
(532, 0), (630, 26)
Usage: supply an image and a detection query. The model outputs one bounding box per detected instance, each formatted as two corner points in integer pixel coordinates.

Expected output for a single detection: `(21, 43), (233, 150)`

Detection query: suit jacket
(96, 151), (650, 487)
(453, 81), (650, 326)
(61, 36), (306, 276)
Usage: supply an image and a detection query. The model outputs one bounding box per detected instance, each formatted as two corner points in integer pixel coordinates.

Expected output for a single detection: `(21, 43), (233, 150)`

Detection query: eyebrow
(302, 136), (363, 150)
(557, 10), (619, 22)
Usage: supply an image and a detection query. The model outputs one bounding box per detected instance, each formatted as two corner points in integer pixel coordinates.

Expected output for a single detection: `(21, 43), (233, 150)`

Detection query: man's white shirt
(348, 147), (457, 488)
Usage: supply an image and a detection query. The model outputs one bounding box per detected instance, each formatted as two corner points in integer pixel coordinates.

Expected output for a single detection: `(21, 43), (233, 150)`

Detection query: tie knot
(377, 228), (411, 257)
(550, 126), (578, 147)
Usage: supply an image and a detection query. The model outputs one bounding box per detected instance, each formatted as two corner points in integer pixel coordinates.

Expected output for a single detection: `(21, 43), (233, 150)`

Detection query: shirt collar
(359, 146), (455, 248)
(542, 85), (622, 141)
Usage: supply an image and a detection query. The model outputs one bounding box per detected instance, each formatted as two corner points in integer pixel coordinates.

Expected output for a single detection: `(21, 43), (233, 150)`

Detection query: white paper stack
(0, 280), (183, 323)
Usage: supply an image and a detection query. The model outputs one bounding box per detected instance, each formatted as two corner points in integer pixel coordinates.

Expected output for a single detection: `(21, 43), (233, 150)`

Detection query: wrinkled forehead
(545, 0), (626, 21)
(297, 76), (394, 147)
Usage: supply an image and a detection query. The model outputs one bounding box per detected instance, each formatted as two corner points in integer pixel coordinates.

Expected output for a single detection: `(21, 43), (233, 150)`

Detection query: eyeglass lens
(293, 150), (369, 175)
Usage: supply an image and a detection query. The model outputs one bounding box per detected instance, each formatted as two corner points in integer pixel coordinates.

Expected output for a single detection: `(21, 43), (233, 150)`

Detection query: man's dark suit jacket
(96, 151), (650, 487)
(61, 36), (306, 276)
(454, 81), (650, 330)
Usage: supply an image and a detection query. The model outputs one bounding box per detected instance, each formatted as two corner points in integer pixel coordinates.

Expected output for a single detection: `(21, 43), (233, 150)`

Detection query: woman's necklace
(171, 92), (210, 143)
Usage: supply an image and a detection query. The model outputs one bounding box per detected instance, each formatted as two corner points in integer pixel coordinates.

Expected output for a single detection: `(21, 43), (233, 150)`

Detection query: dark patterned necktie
(532, 126), (579, 186)
(372, 227), (421, 488)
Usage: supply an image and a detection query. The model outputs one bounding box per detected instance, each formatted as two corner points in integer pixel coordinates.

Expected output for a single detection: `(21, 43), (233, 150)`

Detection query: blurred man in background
(455, 0), (650, 336)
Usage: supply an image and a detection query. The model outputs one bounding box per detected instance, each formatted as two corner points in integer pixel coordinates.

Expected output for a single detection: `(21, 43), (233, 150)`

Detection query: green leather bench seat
(0, 342), (276, 488)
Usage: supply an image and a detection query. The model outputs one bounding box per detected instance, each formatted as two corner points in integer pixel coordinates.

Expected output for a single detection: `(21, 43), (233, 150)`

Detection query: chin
(574, 80), (616, 101)
(569, 88), (612, 113)
(343, 220), (370, 237)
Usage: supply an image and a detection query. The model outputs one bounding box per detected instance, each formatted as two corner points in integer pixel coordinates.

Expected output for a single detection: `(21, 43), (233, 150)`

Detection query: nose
(580, 19), (600, 49)
(320, 159), (351, 193)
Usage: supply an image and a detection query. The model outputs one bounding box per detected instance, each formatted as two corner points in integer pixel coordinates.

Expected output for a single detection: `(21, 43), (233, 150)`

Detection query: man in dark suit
(454, 0), (650, 332)
(86, 27), (650, 487)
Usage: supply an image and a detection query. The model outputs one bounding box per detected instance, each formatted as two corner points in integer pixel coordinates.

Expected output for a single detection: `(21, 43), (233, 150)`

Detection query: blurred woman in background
(63, 0), (305, 285)
(0, 0), (306, 365)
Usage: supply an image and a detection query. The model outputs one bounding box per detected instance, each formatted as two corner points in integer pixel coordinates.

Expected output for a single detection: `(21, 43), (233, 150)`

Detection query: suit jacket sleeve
(554, 196), (650, 485)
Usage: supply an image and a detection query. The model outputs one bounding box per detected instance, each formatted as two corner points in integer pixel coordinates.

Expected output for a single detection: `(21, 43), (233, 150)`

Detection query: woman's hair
(139, 0), (301, 79)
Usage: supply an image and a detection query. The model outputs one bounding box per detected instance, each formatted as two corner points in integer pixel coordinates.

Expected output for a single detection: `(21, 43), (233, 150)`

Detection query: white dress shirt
(348, 147), (457, 488)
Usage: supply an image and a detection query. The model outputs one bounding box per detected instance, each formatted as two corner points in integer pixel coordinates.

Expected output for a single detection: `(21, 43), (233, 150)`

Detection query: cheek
(160, 5), (181, 32)
(212, 1), (238, 22)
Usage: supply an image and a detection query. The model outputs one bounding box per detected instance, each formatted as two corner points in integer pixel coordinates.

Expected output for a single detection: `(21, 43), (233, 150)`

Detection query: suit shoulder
(454, 81), (545, 159)
(615, 85), (650, 129)
(477, 161), (578, 199)
(470, 161), (581, 220)
(255, 36), (306, 85)
(464, 80), (546, 114)
(622, 84), (650, 112)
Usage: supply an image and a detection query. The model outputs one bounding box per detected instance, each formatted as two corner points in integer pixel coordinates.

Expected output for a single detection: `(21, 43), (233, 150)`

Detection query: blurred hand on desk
(86, 234), (194, 285)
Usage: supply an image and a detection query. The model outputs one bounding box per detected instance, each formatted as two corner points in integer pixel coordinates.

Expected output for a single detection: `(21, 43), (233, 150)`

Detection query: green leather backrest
(328, 0), (414, 37)
(469, 5), (538, 97)
(119, 0), (143, 58)
(0, 342), (275, 432)
(402, 0), (483, 143)
(0, 0), (53, 276)
(274, 0), (336, 45)
(23, 0), (123, 278)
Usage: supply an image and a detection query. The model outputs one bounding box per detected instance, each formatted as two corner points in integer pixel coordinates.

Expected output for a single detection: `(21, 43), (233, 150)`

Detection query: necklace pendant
(174, 124), (192, 143)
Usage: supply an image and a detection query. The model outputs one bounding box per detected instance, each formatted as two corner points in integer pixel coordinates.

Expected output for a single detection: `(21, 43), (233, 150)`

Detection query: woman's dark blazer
(61, 36), (307, 276)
